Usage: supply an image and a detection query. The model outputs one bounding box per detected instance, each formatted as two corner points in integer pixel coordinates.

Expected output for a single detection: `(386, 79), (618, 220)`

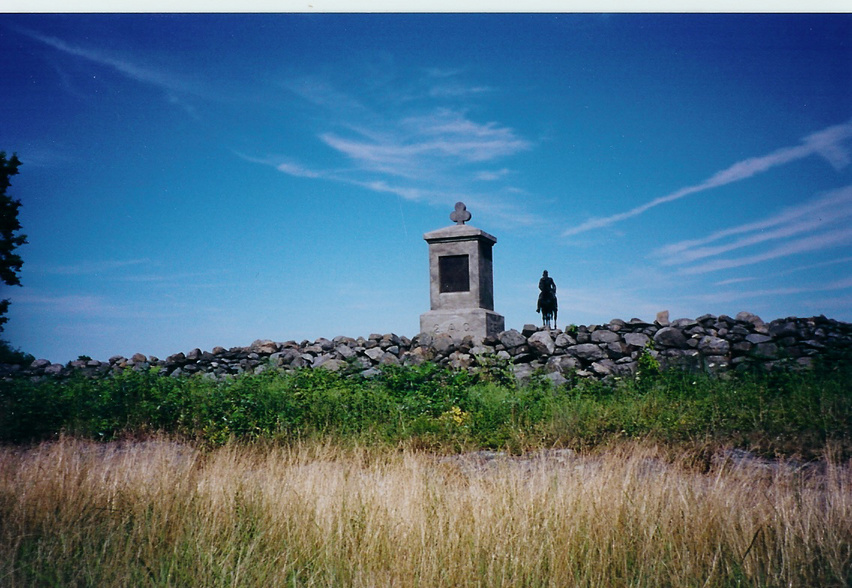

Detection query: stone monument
(419, 202), (505, 340)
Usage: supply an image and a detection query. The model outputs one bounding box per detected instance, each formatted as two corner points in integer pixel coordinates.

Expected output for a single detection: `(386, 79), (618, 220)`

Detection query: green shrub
(0, 339), (33, 365)
(1, 360), (849, 457)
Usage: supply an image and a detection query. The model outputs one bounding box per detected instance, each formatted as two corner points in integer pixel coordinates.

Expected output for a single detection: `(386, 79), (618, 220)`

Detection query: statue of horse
(538, 291), (558, 330)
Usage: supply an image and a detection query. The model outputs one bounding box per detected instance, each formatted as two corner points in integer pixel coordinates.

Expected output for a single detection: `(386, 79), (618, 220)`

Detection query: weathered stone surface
(608, 319), (626, 331)
(364, 347), (385, 362)
(591, 359), (616, 376)
(6, 314), (847, 385)
(545, 355), (581, 373)
(698, 336), (730, 356)
(250, 339), (279, 354)
(405, 347), (428, 365)
(591, 330), (620, 344)
(512, 363), (535, 383)
(754, 343), (779, 359)
(732, 341), (753, 353)
(417, 332), (434, 349)
(335, 344), (356, 359)
(545, 371), (569, 386)
(44, 364), (64, 375)
(379, 352), (401, 366)
(624, 332), (650, 348)
(432, 334), (456, 355)
(654, 327), (687, 348)
(469, 345), (493, 357)
(768, 321), (799, 338)
(449, 352), (471, 369)
(314, 357), (346, 372)
(566, 344), (607, 362)
(528, 331), (556, 356)
(499, 329), (527, 349)
(166, 352), (186, 364)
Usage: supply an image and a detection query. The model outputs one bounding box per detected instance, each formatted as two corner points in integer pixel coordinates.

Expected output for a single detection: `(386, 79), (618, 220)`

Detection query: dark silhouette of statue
(536, 270), (558, 329)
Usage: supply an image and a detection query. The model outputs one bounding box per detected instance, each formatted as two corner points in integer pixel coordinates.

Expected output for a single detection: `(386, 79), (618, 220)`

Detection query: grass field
(1, 437), (849, 587)
(1, 360), (850, 585)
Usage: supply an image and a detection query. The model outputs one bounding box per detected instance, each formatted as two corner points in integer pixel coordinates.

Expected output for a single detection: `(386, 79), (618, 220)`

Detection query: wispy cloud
(476, 168), (512, 181)
(692, 275), (852, 304)
(784, 255), (852, 275)
(321, 108), (531, 175)
(17, 27), (200, 97)
(679, 228), (852, 275)
(36, 258), (151, 276)
(10, 290), (183, 320)
(429, 83), (494, 98)
(656, 186), (852, 265)
(281, 75), (367, 113)
(234, 151), (326, 179)
(275, 161), (324, 179)
(264, 70), (542, 226)
(656, 186), (852, 270)
(563, 119), (852, 237)
(715, 257), (852, 287)
(354, 180), (429, 203)
(715, 277), (758, 286)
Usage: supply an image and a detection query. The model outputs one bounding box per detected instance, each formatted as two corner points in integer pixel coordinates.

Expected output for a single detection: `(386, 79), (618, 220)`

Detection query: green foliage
(0, 152), (27, 332)
(1, 360), (850, 457)
(0, 338), (34, 365)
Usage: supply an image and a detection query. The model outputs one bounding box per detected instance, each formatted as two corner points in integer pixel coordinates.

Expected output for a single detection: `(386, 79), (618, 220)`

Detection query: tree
(0, 152), (27, 332)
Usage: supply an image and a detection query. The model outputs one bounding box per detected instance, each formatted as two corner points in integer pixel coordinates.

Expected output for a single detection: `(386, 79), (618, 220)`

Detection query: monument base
(419, 308), (505, 341)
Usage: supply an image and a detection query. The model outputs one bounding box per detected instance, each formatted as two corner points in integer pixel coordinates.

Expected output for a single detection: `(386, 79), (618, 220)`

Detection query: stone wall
(3, 312), (851, 384)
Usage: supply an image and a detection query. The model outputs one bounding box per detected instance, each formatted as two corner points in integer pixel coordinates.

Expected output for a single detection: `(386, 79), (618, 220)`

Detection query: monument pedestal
(420, 308), (505, 340)
(419, 202), (504, 342)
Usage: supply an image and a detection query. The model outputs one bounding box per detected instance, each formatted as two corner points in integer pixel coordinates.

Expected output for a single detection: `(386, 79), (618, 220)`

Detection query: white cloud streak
(476, 168), (512, 181)
(320, 108), (531, 176)
(18, 27), (202, 98)
(275, 161), (323, 179)
(268, 72), (544, 226)
(692, 275), (852, 304)
(656, 185), (852, 267)
(563, 119), (852, 237)
(36, 258), (151, 276)
(680, 227), (852, 275)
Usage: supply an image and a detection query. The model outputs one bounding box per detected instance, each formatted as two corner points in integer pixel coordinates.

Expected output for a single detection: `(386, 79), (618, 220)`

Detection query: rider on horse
(536, 270), (558, 326)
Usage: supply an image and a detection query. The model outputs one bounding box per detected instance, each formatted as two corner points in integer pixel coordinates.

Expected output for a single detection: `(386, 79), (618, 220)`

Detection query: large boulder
(591, 329), (620, 344)
(624, 332), (650, 348)
(250, 339), (280, 354)
(432, 333), (456, 355)
(698, 336), (730, 356)
(566, 343), (607, 362)
(498, 329), (527, 349)
(554, 332), (576, 347)
(545, 355), (581, 373)
(654, 327), (687, 348)
(528, 331), (556, 356)
(364, 347), (386, 363)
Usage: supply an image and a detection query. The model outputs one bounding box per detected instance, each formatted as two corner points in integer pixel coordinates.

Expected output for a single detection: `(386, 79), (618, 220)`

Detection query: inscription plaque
(439, 254), (470, 293)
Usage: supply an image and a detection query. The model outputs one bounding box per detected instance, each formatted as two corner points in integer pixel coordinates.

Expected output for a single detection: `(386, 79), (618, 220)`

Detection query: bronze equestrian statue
(536, 270), (558, 329)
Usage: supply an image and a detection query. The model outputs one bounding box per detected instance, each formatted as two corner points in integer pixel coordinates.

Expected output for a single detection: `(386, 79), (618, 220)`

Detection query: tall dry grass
(1, 437), (849, 587)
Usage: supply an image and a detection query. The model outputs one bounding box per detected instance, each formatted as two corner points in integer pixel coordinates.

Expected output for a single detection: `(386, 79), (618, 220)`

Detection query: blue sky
(1, 13), (851, 363)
